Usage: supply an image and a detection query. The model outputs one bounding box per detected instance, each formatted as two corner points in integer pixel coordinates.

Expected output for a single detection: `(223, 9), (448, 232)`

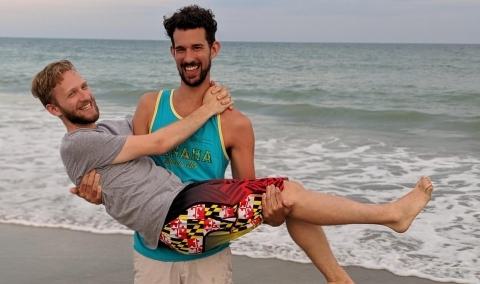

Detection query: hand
(262, 185), (289, 227)
(202, 84), (234, 114)
(210, 81), (234, 110)
(70, 169), (103, 205)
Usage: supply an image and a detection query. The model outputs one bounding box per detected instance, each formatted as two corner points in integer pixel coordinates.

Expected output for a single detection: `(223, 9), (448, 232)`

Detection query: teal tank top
(133, 89), (230, 261)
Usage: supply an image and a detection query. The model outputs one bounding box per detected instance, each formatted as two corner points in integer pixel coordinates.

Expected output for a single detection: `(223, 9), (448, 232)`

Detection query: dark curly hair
(163, 5), (217, 46)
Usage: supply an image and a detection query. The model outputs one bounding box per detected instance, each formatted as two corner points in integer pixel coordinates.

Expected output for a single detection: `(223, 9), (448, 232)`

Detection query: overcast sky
(0, 0), (479, 43)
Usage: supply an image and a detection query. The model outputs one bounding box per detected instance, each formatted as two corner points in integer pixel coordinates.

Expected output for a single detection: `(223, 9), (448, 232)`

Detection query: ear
(210, 41), (221, 59)
(170, 45), (175, 58)
(46, 103), (62, 117)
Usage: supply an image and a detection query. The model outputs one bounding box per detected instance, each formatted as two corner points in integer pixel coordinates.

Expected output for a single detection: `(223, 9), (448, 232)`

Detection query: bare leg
(286, 219), (354, 284)
(281, 176), (433, 232)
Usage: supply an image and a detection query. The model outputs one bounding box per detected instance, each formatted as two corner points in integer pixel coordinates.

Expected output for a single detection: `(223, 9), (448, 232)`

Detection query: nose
(79, 88), (92, 101)
(183, 48), (195, 62)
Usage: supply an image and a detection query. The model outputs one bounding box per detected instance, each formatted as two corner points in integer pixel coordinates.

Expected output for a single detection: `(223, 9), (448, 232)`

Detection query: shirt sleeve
(60, 129), (127, 185)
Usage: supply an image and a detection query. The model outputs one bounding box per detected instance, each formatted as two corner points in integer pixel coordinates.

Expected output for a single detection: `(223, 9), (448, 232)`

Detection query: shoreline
(1, 223), (457, 284)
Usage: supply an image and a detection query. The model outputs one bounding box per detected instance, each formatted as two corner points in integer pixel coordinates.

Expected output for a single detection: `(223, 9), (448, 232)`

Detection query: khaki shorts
(133, 247), (233, 284)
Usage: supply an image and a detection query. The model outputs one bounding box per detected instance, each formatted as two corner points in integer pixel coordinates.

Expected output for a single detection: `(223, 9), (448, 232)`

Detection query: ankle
(327, 278), (355, 284)
(385, 203), (403, 223)
(325, 268), (354, 284)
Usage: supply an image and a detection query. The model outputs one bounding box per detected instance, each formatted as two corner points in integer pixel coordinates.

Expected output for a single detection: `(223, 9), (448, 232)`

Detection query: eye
(175, 47), (186, 54)
(81, 83), (89, 90)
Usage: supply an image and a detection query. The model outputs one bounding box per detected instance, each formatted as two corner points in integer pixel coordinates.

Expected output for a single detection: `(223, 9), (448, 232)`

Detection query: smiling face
(171, 28), (220, 87)
(47, 70), (99, 128)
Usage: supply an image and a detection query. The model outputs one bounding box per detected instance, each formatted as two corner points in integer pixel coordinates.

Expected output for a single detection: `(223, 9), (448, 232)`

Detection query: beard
(178, 59), (212, 87)
(58, 100), (100, 125)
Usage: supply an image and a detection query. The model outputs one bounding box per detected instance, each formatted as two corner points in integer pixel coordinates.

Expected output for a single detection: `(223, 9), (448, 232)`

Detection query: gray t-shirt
(60, 119), (185, 249)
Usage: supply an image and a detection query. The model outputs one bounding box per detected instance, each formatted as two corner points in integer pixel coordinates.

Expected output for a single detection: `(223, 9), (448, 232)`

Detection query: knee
(284, 180), (304, 193)
(282, 181), (305, 207)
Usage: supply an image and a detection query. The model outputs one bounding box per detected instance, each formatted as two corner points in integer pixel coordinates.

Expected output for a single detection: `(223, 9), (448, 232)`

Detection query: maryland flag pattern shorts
(160, 177), (287, 254)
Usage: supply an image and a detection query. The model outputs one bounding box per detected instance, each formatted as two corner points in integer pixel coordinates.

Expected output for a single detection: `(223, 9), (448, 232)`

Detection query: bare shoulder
(132, 91), (160, 135)
(221, 109), (253, 131)
(221, 109), (254, 148)
(137, 91), (159, 108)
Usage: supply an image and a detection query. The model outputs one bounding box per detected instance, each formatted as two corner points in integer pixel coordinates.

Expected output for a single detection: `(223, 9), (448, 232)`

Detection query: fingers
(75, 170), (103, 204)
(207, 84), (223, 95)
(216, 88), (232, 106)
(78, 172), (90, 198)
(267, 185), (279, 210)
(92, 172), (100, 193)
(92, 172), (102, 204)
(215, 87), (229, 100)
(216, 93), (234, 113)
(95, 185), (103, 205)
(262, 184), (287, 227)
(262, 185), (281, 214)
(262, 185), (271, 212)
(86, 170), (96, 198)
(207, 83), (228, 100)
(70, 187), (78, 194)
(219, 96), (233, 105)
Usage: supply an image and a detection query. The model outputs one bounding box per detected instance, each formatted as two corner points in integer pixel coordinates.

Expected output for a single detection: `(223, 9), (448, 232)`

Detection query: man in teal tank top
(132, 88), (231, 264)
(73, 5), (352, 284)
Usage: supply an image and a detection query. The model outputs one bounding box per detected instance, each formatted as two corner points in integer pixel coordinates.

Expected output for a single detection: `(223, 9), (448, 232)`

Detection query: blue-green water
(1, 37), (479, 283)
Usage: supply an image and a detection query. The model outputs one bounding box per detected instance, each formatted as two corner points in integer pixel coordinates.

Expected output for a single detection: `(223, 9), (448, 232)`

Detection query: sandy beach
(1, 223), (456, 284)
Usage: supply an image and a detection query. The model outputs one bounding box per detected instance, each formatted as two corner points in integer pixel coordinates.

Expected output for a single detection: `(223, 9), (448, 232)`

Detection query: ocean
(0, 37), (479, 283)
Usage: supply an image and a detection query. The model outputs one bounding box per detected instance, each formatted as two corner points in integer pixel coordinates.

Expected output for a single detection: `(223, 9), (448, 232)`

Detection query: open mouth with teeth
(179, 61), (209, 87)
(78, 101), (97, 112)
(79, 103), (92, 111)
(183, 61), (201, 74)
(185, 64), (199, 71)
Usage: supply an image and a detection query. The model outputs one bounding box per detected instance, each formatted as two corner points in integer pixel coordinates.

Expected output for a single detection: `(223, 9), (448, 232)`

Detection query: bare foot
(386, 176), (433, 233)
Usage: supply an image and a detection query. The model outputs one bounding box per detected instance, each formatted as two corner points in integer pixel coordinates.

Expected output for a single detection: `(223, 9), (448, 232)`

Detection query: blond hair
(31, 60), (76, 107)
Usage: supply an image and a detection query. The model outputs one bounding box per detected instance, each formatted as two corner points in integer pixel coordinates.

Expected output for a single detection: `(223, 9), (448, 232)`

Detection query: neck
(62, 118), (96, 133)
(175, 78), (211, 107)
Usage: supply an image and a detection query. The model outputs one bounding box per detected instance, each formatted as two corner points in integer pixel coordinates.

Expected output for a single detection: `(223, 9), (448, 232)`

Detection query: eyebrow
(65, 80), (87, 94)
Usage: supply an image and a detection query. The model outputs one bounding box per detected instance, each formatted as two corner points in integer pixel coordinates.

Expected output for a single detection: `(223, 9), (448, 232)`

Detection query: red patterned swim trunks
(160, 177), (287, 254)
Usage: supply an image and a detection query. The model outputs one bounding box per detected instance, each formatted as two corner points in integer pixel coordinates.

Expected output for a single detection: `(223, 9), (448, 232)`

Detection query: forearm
(113, 86), (233, 164)
(113, 105), (215, 164)
(151, 105), (215, 154)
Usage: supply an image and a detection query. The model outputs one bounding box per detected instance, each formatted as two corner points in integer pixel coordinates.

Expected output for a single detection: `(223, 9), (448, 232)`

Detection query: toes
(421, 176), (432, 187)
(421, 177), (433, 195)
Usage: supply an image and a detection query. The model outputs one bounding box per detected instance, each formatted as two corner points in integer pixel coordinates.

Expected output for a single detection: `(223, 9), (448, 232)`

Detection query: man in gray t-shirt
(61, 119), (185, 248)
(31, 60), (233, 249)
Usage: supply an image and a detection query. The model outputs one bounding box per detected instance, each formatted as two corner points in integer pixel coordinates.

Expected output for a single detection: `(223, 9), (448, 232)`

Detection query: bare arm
(222, 111), (256, 179)
(113, 86), (233, 164)
(72, 86), (231, 204)
(223, 110), (287, 226)
(131, 91), (157, 135)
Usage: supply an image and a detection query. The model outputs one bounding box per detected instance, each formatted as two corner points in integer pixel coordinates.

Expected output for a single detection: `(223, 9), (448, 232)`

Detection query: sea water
(0, 38), (479, 283)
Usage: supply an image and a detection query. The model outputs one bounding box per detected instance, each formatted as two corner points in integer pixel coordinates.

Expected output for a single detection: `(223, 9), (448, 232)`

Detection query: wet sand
(0, 224), (455, 284)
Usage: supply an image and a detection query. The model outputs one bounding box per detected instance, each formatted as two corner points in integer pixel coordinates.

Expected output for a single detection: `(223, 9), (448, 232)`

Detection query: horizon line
(1, 36), (480, 46)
